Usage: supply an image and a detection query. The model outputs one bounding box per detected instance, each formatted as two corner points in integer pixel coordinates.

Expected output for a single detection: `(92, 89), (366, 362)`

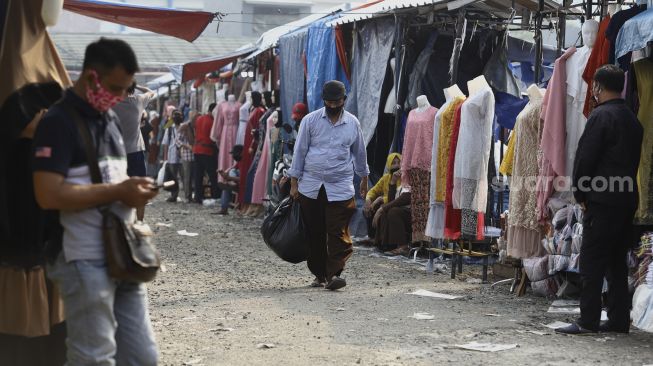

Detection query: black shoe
(310, 277), (326, 288)
(325, 276), (346, 291)
(166, 196), (177, 203)
(555, 323), (597, 335)
(599, 321), (630, 334)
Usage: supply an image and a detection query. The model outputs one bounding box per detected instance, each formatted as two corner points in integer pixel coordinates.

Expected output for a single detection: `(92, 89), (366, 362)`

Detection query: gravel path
(145, 198), (653, 365)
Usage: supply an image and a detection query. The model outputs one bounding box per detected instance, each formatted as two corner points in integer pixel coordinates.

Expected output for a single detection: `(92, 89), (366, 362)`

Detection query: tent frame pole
(534, 0), (544, 85)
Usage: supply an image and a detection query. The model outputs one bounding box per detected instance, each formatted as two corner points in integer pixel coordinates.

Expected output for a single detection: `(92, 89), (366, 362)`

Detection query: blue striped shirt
(288, 108), (369, 201)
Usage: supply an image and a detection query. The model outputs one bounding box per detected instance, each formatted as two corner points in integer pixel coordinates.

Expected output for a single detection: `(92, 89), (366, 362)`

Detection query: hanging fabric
(279, 29), (308, 126)
(345, 17), (395, 145)
(305, 15), (349, 112)
(405, 31), (438, 110)
(483, 32), (521, 97)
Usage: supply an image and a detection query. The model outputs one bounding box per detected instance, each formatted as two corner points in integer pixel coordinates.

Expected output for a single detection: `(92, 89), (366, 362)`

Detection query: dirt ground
(145, 197), (653, 366)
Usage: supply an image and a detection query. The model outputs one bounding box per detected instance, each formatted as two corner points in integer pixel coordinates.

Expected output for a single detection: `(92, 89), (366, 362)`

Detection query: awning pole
(534, 0), (544, 85)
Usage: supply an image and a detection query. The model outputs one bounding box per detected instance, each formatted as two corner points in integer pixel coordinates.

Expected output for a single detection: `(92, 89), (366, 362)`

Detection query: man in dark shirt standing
(557, 65), (643, 335)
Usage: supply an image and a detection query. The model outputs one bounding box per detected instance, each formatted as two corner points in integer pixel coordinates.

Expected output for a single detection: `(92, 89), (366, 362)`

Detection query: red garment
(582, 15), (611, 118)
(238, 106), (266, 204)
(444, 104), (463, 240)
(335, 25), (351, 82)
(193, 114), (215, 156)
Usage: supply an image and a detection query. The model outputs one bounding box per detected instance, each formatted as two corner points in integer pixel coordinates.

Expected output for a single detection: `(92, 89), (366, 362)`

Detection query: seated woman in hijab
(0, 82), (66, 364)
(371, 169), (412, 256)
(363, 153), (401, 241)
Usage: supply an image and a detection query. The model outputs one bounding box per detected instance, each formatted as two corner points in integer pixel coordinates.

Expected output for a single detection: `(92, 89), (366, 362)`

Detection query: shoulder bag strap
(63, 105), (103, 185)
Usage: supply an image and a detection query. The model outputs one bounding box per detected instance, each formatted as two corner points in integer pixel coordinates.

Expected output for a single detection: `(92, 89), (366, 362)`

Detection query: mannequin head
(527, 84), (543, 100)
(608, 3), (621, 16)
(444, 84), (464, 101)
(228, 94), (236, 103)
(245, 91), (252, 104)
(582, 20), (599, 49)
(416, 95), (430, 110)
(467, 75), (490, 96)
(42, 0), (63, 26)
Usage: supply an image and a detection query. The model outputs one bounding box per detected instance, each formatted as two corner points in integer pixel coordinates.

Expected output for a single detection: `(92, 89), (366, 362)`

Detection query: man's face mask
(323, 101), (344, 118)
(86, 70), (123, 113)
(592, 83), (602, 104)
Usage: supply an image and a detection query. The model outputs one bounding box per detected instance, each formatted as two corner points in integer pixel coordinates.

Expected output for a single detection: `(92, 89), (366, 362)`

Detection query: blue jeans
(47, 254), (158, 365)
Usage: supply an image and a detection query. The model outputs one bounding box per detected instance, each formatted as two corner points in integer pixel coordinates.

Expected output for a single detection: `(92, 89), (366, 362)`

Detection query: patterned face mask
(85, 70), (124, 113)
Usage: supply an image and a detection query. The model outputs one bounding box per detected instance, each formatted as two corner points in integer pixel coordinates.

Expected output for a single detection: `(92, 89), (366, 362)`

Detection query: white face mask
(592, 84), (602, 104)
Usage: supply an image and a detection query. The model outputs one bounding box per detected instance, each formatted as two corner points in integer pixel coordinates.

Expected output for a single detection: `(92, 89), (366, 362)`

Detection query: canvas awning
(62, 0), (216, 42)
(168, 46), (257, 82)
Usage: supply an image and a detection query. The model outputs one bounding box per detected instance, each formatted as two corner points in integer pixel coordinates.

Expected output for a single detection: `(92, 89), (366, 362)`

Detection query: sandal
(310, 277), (326, 288)
(385, 245), (410, 256)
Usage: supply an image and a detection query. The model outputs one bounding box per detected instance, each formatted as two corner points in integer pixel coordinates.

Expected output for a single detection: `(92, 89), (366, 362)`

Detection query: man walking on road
(32, 38), (159, 364)
(112, 82), (156, 220)
(556, 65), (643, 335)
(288, 80), (369, 290)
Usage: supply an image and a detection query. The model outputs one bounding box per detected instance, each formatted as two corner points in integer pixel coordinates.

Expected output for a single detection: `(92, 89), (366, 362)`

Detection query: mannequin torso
(444, 84), (465, 101)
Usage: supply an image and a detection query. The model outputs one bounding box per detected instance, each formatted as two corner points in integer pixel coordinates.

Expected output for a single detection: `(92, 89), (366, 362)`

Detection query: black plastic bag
(260, 197), (308, 264)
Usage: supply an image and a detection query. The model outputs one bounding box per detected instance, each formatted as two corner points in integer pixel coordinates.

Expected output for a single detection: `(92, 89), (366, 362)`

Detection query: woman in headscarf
(0, 82), (66, 364)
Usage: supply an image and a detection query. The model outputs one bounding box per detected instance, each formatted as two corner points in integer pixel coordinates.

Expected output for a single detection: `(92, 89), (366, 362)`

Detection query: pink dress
(211, 101), (241, 182)
(537, 47), (576, 222)
(251, 115), (274, 204)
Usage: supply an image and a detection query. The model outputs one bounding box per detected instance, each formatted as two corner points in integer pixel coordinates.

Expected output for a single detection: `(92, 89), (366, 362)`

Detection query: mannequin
(527, 84), (544, 100)
(401, 95), (438, 243)
(212, 94), (241, 184)
(42, 0), (63, 26)
(426, 87), (461, 239)
(383, 58), (397, 114)
(415, 95), (431, 112)
(564, 19), (598, 178)
(467, 75), (490, 97)
(237, 91), (252, 145)
(444, 84), (465, 101)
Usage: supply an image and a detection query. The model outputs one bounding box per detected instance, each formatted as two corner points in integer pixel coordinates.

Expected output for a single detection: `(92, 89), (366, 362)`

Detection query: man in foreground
(289, 80), (369, 290)
(32, 38), (159, 364)
(557, 65), (643, 335)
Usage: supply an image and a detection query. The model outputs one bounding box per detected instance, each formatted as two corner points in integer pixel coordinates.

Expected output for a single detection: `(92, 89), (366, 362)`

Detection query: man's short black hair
(127, 82), (136, 95)
(594, 64), (624, 94)
(208, 102), (217, 113)
(82, 38), (139, 75)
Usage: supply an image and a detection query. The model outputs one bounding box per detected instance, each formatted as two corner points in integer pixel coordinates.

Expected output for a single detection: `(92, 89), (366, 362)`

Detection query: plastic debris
(454, 342), (518, 352)
(177, 230), (199, 237)
(408, 312), (435, 320)
(155, 222), (172, 227)
(256, 343), (276, 349)
(407, 289), (462, 300)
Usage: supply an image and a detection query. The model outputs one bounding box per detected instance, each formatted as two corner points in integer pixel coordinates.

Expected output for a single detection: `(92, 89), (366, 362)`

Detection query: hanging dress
(212, 101), (241, 183)
(507, 97), (546, 258)
(245, 108), (274, 203)
(634, 58), (653, 224)
(426, 98), (454, 239)
(453, 87), (495, 239)
(444, 104), (465, 239)
(251, 114), (275, 204)
(239, 106), (265, 204)
(236, 101), (251, 146)
(401, 106), (438, 243)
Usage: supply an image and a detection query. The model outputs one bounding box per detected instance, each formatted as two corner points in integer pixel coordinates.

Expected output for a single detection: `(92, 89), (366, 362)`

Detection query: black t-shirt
(32, 89), (134, 261)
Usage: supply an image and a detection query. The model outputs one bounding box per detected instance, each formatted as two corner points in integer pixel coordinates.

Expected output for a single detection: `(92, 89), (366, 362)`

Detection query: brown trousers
(298, 186), (356, 281)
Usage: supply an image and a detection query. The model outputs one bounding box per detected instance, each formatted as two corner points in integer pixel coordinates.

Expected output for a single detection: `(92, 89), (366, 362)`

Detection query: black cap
(322, 80), (346, 101)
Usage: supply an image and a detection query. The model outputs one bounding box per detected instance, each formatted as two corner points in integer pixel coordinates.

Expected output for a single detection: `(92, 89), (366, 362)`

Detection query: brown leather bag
(67, 106), (160, 282)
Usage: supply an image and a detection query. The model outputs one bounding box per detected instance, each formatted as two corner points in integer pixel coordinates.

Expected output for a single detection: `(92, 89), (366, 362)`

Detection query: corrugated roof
(51, 33), (256, 72)
(326, 0), (563, 26)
